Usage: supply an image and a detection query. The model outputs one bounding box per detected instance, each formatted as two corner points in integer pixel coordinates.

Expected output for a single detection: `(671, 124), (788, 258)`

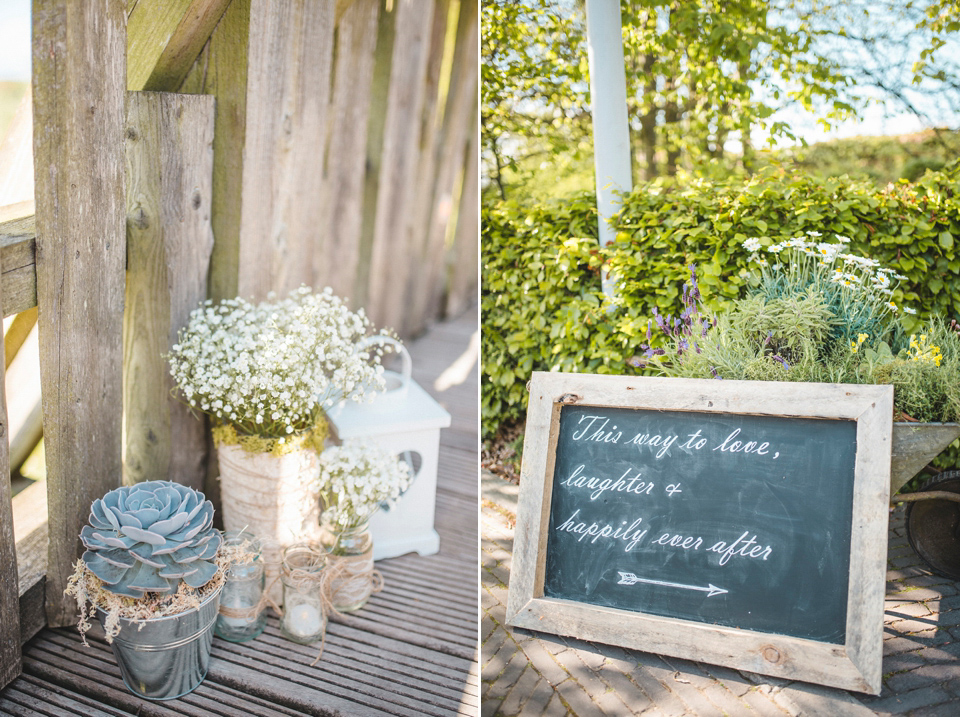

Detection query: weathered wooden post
(32, 0), (128, 627)
(0, 252), (20, 689)
(123, 92), (215, 489)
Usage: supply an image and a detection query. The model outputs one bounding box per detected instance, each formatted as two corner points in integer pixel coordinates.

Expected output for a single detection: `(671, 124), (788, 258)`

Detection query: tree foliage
(481, 0), (587, 199)
(481, 0), (960, 199)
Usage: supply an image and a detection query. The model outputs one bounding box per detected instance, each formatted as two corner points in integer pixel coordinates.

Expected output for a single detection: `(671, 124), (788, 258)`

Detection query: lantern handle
(360, 335), (412, 394)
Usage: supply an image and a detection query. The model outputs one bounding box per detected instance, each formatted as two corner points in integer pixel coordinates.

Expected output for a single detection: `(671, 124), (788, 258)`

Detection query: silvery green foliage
(81, 481), (222, 599)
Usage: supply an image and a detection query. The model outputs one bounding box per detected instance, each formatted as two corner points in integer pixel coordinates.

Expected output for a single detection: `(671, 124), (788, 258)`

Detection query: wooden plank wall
(123, 92), (215, 490)
(321, 0), (381, 300)
(32, 0), (127, 628)
(177, 0), (477, 336)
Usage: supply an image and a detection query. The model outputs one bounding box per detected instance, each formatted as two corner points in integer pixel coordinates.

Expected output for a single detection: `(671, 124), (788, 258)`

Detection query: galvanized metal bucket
(96, 585), (222, 701)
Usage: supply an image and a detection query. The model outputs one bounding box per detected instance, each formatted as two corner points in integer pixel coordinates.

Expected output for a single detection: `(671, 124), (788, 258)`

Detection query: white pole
(584, 0), (632, 299)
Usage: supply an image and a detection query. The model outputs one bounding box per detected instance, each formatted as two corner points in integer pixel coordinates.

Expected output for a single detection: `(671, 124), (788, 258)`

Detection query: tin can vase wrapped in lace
(319, 507), (380, 612)
(215, 530), (267, 643)
(280, 544), (328, 644)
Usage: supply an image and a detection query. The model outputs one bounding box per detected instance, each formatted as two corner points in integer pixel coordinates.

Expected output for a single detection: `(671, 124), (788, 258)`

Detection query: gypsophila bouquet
(169, 287), (392, 443)
(312, 443), (412, 529)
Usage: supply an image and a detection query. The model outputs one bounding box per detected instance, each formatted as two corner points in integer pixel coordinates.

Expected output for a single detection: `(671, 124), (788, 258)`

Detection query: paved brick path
(481, 471), (960, 716)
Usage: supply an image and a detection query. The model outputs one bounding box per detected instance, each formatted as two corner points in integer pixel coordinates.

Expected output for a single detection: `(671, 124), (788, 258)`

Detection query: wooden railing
(0, 0), (478, 689)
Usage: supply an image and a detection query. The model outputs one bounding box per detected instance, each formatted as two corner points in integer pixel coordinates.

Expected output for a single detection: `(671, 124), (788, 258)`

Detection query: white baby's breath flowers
(169, 287), (392, 439)
(313, 443), (413, 529)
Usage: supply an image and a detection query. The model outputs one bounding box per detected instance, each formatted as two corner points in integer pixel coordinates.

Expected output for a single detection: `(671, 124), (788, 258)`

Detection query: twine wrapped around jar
(215, 530), (267, 642)
(327, 548), (383, 611)
(318, 507), (382, 612)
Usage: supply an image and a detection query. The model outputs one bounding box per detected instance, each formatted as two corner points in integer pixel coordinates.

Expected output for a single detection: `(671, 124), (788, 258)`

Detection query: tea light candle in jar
(280, 543), (328, 645)
(287, 603), (322, 638)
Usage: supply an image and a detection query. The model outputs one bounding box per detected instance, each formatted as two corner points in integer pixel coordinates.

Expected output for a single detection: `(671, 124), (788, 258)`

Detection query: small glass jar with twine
(280, 544), (329, 645)
(215, 529), (267, 643)
(318, 506), (383, 612)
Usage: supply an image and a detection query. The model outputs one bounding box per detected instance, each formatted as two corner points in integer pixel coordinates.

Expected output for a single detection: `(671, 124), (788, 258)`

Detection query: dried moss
(212, 414), (328, 456)
(64, 547), (241, 645)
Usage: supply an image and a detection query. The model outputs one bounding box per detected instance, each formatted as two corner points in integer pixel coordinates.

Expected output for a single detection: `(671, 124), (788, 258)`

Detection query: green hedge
(482, 165), (960, 440)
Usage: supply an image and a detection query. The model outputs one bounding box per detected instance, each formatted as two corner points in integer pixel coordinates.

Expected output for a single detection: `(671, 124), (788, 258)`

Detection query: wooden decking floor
(0, 309), (480, 717)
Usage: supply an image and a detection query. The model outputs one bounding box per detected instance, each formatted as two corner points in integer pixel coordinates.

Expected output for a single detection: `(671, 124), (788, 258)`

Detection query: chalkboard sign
(506, 373), (893, 695)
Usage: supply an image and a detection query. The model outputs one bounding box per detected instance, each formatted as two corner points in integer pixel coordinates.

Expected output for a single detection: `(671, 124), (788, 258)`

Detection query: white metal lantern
(324, 340), (451, 560)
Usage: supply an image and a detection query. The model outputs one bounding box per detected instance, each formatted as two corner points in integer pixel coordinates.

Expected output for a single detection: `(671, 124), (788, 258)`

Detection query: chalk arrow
(617, 572), (728, 597)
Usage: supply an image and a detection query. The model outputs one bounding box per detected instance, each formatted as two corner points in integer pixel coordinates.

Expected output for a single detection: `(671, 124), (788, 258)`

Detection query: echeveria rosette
(80, 481), (222, 599)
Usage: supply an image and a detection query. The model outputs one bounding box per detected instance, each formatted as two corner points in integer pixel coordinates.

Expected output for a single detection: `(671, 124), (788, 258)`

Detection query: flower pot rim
(94, 582), (224, 625)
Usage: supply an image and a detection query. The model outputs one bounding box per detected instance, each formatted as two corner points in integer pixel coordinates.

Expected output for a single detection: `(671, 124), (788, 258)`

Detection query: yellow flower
(907, 333), (943, 366)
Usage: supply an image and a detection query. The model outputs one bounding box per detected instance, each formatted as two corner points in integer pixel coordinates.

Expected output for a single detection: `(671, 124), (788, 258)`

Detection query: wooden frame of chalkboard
(506, 372), (893, 695)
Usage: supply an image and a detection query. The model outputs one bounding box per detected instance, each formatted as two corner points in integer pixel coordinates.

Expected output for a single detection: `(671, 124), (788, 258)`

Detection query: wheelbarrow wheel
(905, 470), (960, 580)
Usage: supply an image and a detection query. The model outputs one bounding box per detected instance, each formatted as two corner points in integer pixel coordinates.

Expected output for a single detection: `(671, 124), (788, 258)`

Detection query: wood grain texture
(400, 0), (451, 333)
(352, 1), (396, 311)
(890, 422), (960, 494)
(32, 0), (127, 628)
(508, 372), (893, 694)
(413, 0), (477, 332)
(0, 250), (21, 688)
(0, 206), (37, 318)
(445, 111), (478, 319)
(13, 479), (47, 597)
(179, 0), (250, 303)
(236, 0), (335, 301)
(365, 0), (435, 333)
(317, 0), (380, 299)
(127, 0), (232, 91)
(180, 0), (336, 305)
(124, 92), (215, 488)
(17, 578), (45, 646)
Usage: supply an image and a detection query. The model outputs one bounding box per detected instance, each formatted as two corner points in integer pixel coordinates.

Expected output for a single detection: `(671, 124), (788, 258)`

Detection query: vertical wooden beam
(318, 0), (380, 299)
(179, 0), (251, 304)
(0, 253), (20, 688)
(127, 0), (233, 92)
(445, 111), (478, 319)
(32, 0), (127, 627)
(354, 1), (397, 312)
(180, 0), (336, 304)
(235, 0), (335, 301)
(400, 0), (451, 331)
(366, 0), (435, 334)
(414, 0), (477, 330)
(124, 92), (215, 489)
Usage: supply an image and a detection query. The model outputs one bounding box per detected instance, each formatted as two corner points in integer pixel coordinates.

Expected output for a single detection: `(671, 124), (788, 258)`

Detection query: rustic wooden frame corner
(506, 372), (893, 695)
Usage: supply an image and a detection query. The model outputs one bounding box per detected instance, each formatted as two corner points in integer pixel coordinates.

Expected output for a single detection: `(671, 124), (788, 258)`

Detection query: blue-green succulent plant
(80, 481), (222, 599)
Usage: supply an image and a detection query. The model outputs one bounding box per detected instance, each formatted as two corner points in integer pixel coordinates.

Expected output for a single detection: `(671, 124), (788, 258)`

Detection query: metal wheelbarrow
(890, 422), (960, 580)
